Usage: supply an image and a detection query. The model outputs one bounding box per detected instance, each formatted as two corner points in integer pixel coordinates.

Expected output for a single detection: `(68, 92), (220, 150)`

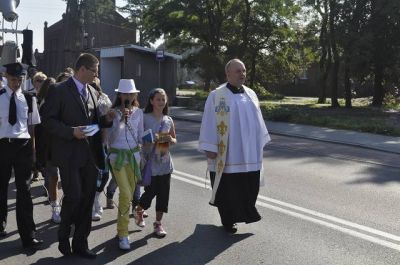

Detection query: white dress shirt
(0, 86), (40, 139)
(72, 76), (87, 99)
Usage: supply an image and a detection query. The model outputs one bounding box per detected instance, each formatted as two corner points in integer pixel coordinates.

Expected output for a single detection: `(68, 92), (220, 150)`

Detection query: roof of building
(98, 44), (182, 60)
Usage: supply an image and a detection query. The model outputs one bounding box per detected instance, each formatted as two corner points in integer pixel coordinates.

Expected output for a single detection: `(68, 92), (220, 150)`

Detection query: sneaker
(92, 205), (102, 221)
(153, 222), (167, 238)
(94, 192), (103, 214)
(95, 203), (103, 215)
(118, 236), (130, 250)
(50, 202), (61, 224)
(107, 198), (114, 209)
(134, 209), (145, 227)
(133, 206), (148, 218)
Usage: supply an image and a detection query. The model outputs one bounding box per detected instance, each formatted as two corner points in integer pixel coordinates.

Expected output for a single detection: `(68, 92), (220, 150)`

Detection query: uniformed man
(0, 62), (43, 249)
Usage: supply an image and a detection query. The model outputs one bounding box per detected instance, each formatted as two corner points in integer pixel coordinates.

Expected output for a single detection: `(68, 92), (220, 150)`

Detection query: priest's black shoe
(0, 229), (6, 238)
(58, 240), (72, 256)
(22, 238), (44, 249)
(73, 248), (97, 259)
(223, 223), (238, 234)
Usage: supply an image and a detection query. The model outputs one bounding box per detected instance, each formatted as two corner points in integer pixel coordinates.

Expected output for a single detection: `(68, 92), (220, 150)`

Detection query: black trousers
(210, 171), (261, 226)
(0, 138), (36, 244)
(58, 159), (97, 249)
(139, 173), (171, 213)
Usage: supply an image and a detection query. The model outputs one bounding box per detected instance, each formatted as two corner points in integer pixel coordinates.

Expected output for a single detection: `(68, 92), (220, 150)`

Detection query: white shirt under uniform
(198, 86), (270, 173)
(0, 86), (40, 139)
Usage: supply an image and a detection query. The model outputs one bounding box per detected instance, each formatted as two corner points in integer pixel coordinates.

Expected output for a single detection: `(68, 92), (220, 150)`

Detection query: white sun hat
(115, 79), (140, 93)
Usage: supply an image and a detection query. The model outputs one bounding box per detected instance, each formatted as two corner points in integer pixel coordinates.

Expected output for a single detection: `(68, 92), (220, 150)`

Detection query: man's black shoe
(58, 240), (72, 256)
(23, 238), (44, 249)
(73, 248), (97, 259)
(223, 223), (238, 234)
(0, 229), (6, 238)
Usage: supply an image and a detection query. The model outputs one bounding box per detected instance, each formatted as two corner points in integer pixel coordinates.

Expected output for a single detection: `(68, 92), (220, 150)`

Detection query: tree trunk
(249, 51), (257, 88)
(318, 4), (329, 104)
(318, 48), (331, 104)
(372, 65), (384, 107)
(370, 0), (385, 107)
(344, 59), (352, 108)
(330, 58), (340, 108)
(239, 0), (251, 58)
(329, 0), (340, 108)
(318, 70), (328, 103)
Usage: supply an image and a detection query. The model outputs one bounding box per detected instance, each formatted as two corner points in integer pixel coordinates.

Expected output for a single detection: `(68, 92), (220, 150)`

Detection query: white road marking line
(173, 175), (206, 189)
(175, 170), (400, 242)
(174, 169), (210, 184)
(172, 171), (400, 251)
(256, 201), (400, 252)
(258, 195), (400, 242)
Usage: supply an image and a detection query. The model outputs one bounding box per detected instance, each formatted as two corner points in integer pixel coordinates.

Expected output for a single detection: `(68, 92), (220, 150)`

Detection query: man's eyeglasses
(86, 67), (98, 75)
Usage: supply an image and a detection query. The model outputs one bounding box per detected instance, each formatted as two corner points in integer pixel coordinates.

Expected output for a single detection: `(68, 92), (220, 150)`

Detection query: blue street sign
(156, 49), (164, 61)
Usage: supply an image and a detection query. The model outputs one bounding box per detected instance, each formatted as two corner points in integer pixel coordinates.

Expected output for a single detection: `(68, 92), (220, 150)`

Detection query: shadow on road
(346, 165), (400, 185)
(129, 224), (253, 265)
(29, 224), (251, 265)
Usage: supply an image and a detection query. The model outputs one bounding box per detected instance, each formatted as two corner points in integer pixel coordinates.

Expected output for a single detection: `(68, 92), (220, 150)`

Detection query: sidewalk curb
(267, 130), (400, 155)
(170, 107), (400, 155)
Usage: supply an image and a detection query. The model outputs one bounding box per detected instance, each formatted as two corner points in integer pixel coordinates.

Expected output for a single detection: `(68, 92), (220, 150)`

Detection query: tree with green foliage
(305, 0), (341, 107)
(338, 0), (370, 108)
(128, 0), (309, 92)
(369, 0), (400, 107)
(306, 0), (400, 108)
(119, 0), (154, 47)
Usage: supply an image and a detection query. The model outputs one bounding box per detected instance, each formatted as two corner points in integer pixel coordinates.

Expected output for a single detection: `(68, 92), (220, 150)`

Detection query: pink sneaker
(153, 222), (167, 238)
(135, 209), (145, 227)
(133, 207), (148, 218)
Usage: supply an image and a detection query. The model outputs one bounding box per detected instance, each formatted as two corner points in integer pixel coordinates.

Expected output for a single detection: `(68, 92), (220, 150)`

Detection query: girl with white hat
(106, 79), (143, 250)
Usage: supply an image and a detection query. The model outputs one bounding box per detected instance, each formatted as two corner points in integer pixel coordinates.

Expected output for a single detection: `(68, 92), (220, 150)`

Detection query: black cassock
(210, 170), (261, 226)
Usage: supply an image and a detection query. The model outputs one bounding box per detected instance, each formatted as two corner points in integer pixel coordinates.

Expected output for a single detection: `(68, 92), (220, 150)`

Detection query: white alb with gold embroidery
(198, 83), (271, 204)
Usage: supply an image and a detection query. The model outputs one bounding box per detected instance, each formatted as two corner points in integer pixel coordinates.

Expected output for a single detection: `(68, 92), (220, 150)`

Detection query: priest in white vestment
(198, 59), (271, 233)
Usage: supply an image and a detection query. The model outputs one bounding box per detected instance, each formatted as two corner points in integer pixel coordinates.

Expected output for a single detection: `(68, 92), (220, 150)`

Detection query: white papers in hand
(82, 124), (100, 136)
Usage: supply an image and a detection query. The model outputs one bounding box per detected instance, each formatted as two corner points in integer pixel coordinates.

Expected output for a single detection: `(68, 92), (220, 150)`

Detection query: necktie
(9, 92), (17, 125)
(81, 87), (88, 101)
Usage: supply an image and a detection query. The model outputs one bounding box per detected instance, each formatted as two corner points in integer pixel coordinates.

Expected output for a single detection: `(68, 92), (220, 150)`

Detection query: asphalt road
(1, 120), (399, 265)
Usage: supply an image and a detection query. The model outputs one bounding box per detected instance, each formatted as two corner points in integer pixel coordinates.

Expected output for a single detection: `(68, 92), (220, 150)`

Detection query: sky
(1, 0), (126, 52)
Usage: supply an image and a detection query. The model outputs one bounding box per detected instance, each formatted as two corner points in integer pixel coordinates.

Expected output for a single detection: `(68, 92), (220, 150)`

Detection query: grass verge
(177, 90), (400, 137)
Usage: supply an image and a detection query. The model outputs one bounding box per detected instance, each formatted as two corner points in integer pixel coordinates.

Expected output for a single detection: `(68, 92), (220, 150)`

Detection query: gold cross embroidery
(217, 121), (227, 136)
(217, 140), (226, 155)
(217, 160), (224, 174)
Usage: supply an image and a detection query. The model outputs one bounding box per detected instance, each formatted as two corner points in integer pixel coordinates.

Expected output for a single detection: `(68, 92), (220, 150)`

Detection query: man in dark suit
(42, 53), (115, 259)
